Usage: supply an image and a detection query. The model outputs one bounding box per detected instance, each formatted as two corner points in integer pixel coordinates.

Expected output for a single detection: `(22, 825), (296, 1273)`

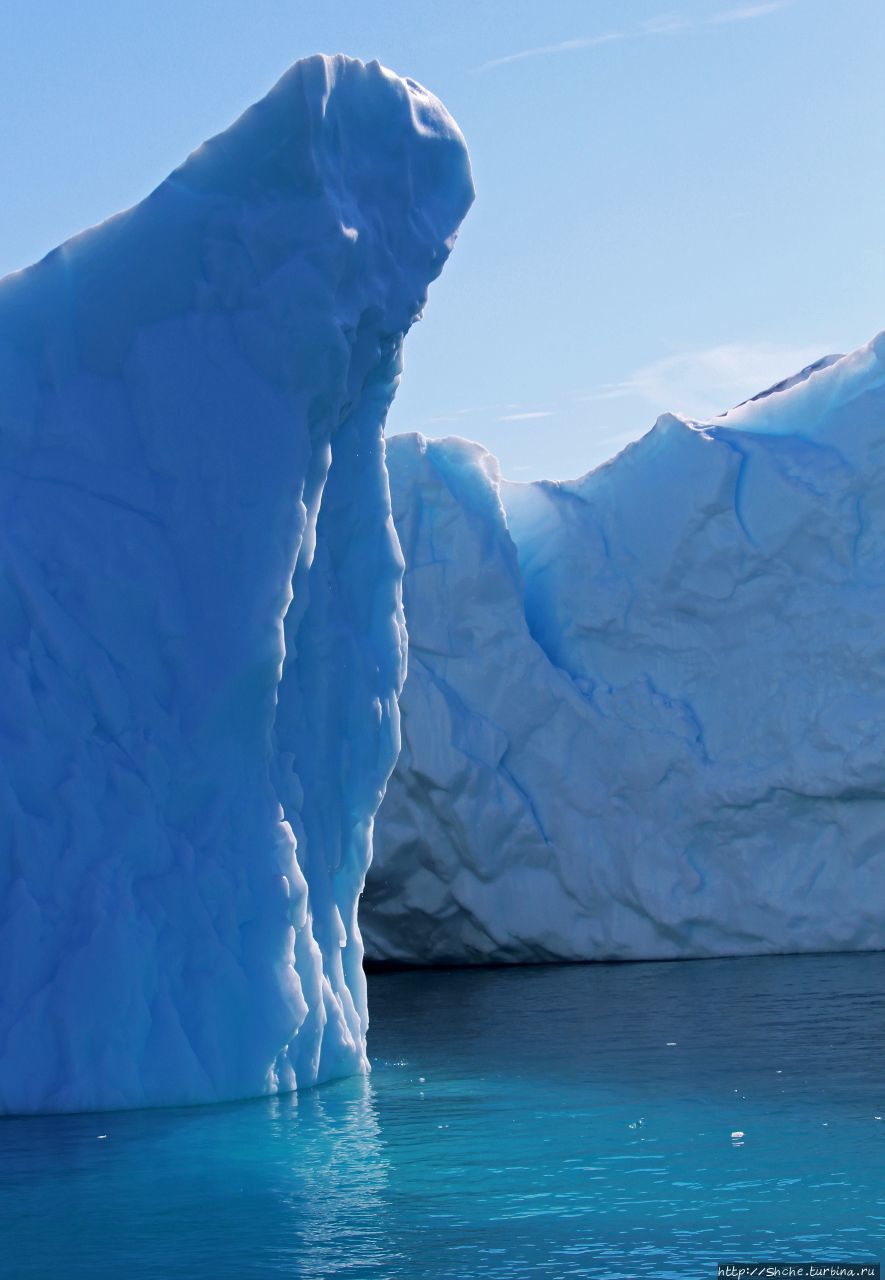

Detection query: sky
(1, 0), (883, 480)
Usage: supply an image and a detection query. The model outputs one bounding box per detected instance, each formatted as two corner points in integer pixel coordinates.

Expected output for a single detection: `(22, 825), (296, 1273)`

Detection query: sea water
(1, 953), (882, 1278)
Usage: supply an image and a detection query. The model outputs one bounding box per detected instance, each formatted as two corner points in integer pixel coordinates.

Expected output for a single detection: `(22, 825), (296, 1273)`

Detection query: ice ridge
(368, 334), (885, 964)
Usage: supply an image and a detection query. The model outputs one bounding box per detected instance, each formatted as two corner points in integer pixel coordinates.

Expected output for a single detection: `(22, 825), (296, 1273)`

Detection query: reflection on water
(265, 1080), (394, 1276)
(1, 1075), (392, 1280)
(1, 952), (883, 1278)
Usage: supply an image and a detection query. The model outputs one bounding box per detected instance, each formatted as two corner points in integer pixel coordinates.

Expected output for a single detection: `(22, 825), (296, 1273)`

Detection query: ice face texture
(367, 336), (885, 964)
(0, 55), (472, 1113)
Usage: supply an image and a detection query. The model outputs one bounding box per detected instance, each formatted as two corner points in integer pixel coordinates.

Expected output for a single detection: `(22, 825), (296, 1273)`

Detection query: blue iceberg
(368, 336), (885, 964)
(0, 55), (472, 1113)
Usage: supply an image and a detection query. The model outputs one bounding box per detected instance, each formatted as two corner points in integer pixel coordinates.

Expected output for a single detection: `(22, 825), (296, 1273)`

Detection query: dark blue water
(2, 953), (883, 1278)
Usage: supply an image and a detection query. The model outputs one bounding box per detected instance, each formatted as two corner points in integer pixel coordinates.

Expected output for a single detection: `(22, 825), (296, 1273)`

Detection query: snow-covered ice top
(367, 333), (885, 964)
(0, 55), (472, 1113)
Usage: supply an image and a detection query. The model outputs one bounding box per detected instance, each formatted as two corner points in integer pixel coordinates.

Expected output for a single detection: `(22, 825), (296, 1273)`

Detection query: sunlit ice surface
(2, 953), (882, 1278)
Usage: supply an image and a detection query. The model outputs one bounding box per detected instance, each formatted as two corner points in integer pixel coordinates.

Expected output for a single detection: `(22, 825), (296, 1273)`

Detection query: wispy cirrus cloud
(581, 340), (831, 420)
(708, 2), (788, 22)
(642, 13), (694, 34)
(477, 32), (624, 73)
(401, 402), (556, 433)
(497, 409), (556, 422)
(473, 1), (791, 72)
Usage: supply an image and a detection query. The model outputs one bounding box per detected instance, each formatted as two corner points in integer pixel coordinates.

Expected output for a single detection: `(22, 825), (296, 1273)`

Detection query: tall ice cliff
(368, 337), (885, 964)
(0, 54), (472, 1113)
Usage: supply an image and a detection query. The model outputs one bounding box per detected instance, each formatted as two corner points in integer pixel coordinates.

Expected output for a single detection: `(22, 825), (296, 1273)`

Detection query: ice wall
(368, 336), (885, 964)
(0, 55), (472, 1113)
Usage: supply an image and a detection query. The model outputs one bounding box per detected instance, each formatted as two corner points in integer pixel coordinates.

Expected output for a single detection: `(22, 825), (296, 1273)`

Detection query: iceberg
(0, 55), (472, 1113)
(367, 336), (885, 964)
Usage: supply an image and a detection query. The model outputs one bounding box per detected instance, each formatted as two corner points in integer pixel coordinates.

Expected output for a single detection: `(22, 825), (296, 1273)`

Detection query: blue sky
(1, 1), (882, 479)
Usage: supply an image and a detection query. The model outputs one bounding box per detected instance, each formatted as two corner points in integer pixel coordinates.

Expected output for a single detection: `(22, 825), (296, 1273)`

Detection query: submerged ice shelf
(0, 54), (472, 1114)
(367, 336), (885, 965)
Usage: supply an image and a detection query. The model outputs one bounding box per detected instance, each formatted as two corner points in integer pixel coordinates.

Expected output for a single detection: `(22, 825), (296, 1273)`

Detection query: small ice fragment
(418, 1077), (426, 1083)
(666, 1042), (677, 1046)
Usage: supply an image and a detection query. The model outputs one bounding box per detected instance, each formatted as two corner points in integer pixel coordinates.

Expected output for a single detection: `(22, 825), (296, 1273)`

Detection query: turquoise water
(2, 953), (883, 1278)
